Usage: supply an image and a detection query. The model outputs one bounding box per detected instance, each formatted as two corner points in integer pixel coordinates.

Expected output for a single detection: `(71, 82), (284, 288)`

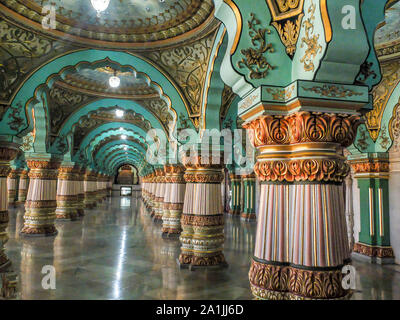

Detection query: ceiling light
(115, 109), (124, 118)
(109, 75), (120, 88)
(90, 0), (110, 17)
(121, 134), (127, 140)
(119, 127), (124, 131)
(124, 146), (128, 150)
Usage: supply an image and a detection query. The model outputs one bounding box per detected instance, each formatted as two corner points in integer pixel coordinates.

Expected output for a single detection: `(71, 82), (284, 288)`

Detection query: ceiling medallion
(90, 0), (111, 17)
(266, 0), (305, 58)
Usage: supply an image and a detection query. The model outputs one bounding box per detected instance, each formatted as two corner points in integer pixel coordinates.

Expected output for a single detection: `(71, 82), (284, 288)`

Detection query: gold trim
(201, 28), (227, 131)
(320, 0), (332, 43)
(224, 0), (242, 54)
(0, 3), (216, 50)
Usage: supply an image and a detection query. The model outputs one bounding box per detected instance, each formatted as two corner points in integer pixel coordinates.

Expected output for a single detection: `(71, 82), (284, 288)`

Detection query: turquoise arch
(74, 126), (147, 163)
(95, 141), (147, 164)
(111, 160), (143, 176)
(109, 153), (143, 171)
(201, 24), (227, 131)
(0, 49), (193, 137)
(102, 146), (146, 167)
(86, 131), (147, 166)
(57, 99), (167, 137)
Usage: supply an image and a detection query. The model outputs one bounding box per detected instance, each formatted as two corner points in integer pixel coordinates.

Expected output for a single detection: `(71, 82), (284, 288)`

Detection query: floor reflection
(2, 195), (400, 300)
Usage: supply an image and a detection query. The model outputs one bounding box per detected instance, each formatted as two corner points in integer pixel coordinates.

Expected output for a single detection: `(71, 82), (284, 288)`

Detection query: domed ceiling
(0, 0), (215, 48)
(375, 1), (400, 45)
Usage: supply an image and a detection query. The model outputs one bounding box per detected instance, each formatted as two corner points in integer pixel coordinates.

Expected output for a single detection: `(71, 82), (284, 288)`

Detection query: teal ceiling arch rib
(0, 49), (193, 137)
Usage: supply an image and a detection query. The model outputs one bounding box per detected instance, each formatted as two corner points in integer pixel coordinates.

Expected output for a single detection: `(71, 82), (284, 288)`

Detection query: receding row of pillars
(0, 154), (113, 274)
(141, 161), (257, 269)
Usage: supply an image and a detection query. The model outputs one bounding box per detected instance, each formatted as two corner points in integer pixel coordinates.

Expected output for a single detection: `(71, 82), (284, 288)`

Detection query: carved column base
(56, 196), (78, 221)
(229, 209), (241, 215)
(352, 242), (395, 264)
(16, 190), (27, 204)
(240, 212), (256, 220)
(0, 211), (10, 271)
(163, 204), (183, 235)
(179, 214), (226, 267)
(7, 190), (16, 206)
(178, 213), (194, 264)
(20, 202), (58, 236)
(249, 259), (352, 300)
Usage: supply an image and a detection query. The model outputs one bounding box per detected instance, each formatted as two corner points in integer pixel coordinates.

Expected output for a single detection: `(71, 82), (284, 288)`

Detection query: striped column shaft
(241, 173), (256, 220)
(162, 165), (185, 235)
(17, 170), (29, 204)
(55, 165), (79, 221)
(229, 174), (241, 215)
(7, 170), (18, 206)
(246, 113), (359, 300)
(179, 153), (226, 268)
(21, 159), (60, 236)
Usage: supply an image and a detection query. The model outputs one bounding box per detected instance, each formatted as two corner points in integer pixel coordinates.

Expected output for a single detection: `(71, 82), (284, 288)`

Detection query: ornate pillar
(21, 158), (60, 236)
(149, 174), (157, 215)
(107, 176), (112, 198)
(0, 142), (19, 271)
(154, 168), (165, 222)
(344, 174), (355, 252)
(179, 153), (226, 268)
(75, 167), (85, 217)
(7, 169), (19, 207)
(246, 113), (358, 300)
(95, 173), (102, 204)
(349, 154), (395, 264)
(229, 174), (241, 215)
(162, 165), (185, 235)
(55, 163), (79, 221)
(241, 173), (256, 220)
(17, 170), (29, 204)
(84, 170), (96, 209)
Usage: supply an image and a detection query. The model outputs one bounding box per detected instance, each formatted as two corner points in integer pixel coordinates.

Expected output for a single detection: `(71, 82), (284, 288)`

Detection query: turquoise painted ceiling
(33, 0), (187, 27)
(375, 2), (400, 44)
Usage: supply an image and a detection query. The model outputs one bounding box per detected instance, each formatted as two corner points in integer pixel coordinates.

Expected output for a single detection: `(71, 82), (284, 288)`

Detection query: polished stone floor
(4, 194), (400, 300)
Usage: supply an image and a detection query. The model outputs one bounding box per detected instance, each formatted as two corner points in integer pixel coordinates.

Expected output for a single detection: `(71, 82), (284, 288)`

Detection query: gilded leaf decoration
(266, 0), (305, 58)
(366, 60), (400, 141)
(143, 32), (215, 125)
(300, 2), (322, 72)
(238, 13), (275, 79)
(0, 18), (73, 103)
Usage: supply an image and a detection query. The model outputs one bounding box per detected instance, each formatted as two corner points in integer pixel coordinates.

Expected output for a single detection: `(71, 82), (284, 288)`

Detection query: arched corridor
(1, 0), (400, 303)
(3, 194), (400, 300)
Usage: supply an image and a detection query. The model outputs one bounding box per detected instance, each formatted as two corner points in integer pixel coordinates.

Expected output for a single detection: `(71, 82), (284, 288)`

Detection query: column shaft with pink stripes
(21, 158), (61, 236)
(244, 113), (360, 300)
(179, 152), (226, 267)
(0, 142), (19, 270)
(162, 164), (185, 235)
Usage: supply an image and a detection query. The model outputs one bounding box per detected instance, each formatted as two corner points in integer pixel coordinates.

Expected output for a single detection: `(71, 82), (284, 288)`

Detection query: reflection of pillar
(162, 165), (185, 235)
(149, 174), (157, 216)
(246, 113), (357, 300)
(154, 168), (165, 222)
(95, 173), (103, 204)
(21, 158), (60, 236)
(7, 169), (19, 206)
(76, 167), (85, 217)
(84, 170), (97, 209)
(107, 176), (112, 197)
(179, 152), (226, 267)
(349, 154), (395, 264)
(344, 174), (355, 252)
(17, 170), (29, 204)
(0, 143), (19, 271)
(55, 163), (79, 221)
(229, 174), (241, 215)
(241, 173), (256, 220)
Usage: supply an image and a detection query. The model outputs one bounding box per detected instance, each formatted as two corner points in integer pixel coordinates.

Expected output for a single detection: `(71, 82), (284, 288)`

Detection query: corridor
(4, 195), (400, 300)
